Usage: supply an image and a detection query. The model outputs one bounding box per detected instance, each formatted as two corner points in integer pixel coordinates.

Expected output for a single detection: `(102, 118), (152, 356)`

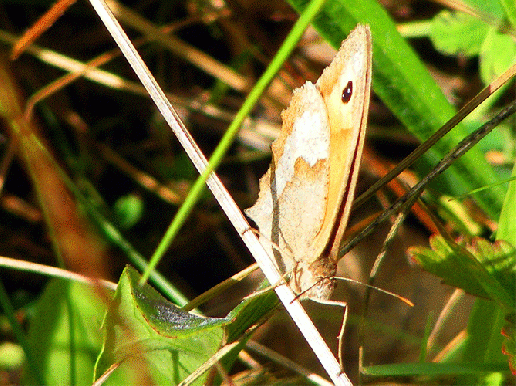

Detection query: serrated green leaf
(429, 11), (489, 57)
(408, 236), (515, 309)
(409, 237), (489, 298)
(469, 239), (516, 296)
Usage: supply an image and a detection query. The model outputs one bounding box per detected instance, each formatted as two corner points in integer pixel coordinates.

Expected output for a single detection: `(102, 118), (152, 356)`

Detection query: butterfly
(246, 25), (372, 300)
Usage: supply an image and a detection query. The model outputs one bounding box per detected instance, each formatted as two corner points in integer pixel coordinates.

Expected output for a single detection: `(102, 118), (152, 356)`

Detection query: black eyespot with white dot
(342, 80), (353, 103)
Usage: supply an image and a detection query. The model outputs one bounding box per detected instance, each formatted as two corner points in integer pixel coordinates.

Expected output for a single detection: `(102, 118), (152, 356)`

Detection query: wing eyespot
(342, 80), (353, 103)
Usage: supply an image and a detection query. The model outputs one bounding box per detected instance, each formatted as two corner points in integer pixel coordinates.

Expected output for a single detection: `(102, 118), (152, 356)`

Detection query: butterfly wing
(246, 82), (331, 285)
(314, 25), (372, 264)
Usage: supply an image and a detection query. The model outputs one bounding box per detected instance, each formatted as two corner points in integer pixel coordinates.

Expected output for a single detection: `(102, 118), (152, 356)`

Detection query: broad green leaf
(480, 27), (516, 85)
(24, 280), (109, 385)
(288, 0), (505, 219)
(94, 266), (226, 385)
(429, 11), (488, 56)
(94, 266), (278, 385)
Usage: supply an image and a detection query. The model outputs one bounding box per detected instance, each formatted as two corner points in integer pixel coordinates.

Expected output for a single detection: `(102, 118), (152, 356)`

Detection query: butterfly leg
(308, 297), (348, 371)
